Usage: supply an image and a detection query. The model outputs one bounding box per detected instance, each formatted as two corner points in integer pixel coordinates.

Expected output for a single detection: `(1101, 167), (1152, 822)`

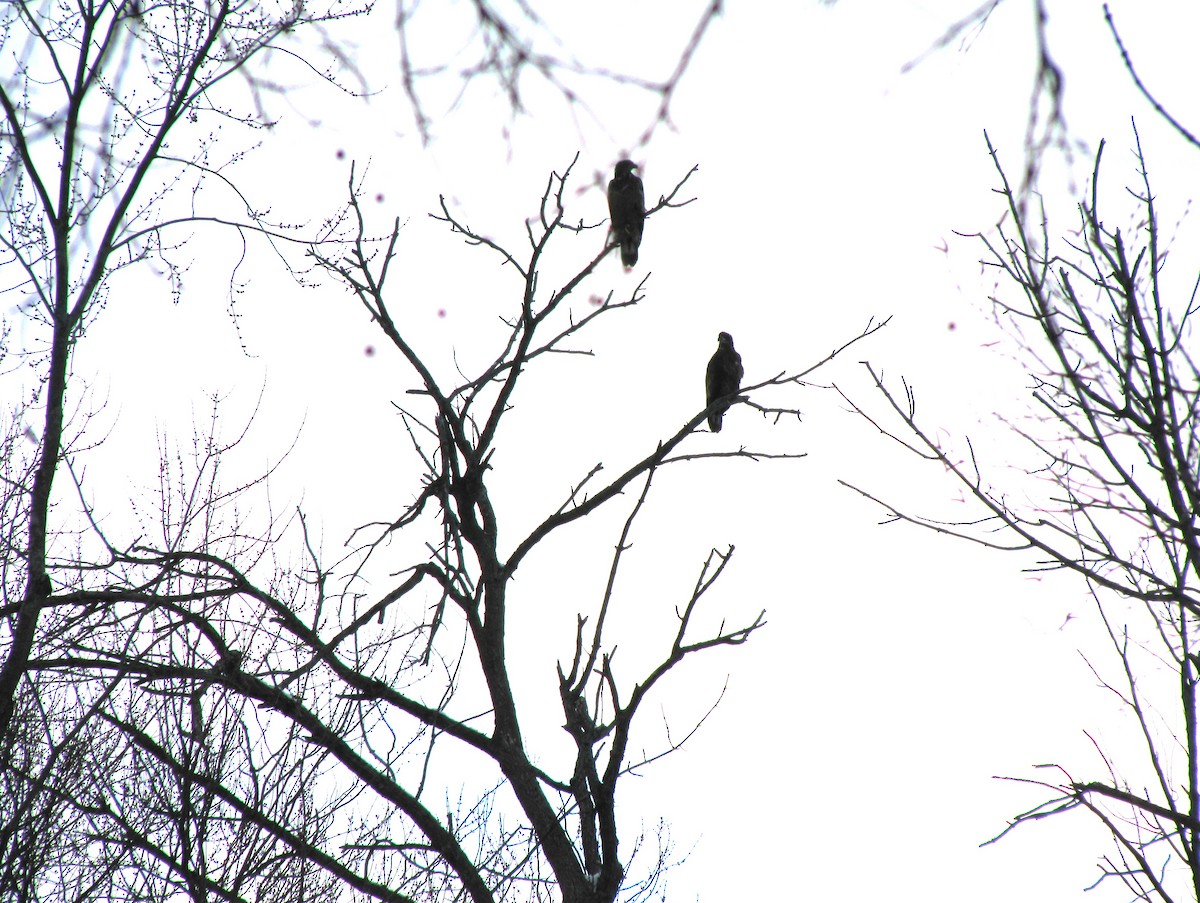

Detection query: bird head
(717, 331), (734, 347)
(614, 159), (638, 178)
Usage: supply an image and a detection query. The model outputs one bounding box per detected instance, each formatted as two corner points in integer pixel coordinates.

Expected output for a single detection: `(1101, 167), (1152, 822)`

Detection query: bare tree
(0, 2), (883, 900)
(843, 127), (1200, 900)
(0, 0), (374, 897)
(5, 144), (887, 901)
(199, 156), (880, 901)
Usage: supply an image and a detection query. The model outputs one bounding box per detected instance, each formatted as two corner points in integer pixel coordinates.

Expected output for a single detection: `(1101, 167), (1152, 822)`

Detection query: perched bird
(607, 159), (645, 267)
(705, 332), (744, 433)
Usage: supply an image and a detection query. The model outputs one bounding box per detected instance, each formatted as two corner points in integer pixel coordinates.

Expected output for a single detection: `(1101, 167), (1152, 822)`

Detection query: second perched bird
(607, 159), (645, 268)
(706, 332), (744, 433)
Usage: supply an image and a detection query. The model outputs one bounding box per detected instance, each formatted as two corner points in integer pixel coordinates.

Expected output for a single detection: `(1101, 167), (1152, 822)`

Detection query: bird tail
(620, 239), (638, 268)
(708, 410), (723, 432)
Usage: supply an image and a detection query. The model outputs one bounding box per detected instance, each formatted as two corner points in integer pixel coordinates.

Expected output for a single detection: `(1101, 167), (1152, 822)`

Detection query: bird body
(706, 332), (744, 432)
(607, 160), (645, 267)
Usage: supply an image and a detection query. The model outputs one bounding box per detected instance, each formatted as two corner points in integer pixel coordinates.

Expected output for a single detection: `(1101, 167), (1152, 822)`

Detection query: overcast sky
(38, 0), (1200, 899)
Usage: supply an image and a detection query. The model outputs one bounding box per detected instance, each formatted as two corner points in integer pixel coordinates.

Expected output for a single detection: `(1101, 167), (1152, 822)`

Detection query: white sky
(26, 0), (1200, 899)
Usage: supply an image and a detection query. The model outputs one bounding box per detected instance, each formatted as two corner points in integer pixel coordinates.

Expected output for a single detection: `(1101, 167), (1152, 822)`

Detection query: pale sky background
(23, 0), (1200, 900)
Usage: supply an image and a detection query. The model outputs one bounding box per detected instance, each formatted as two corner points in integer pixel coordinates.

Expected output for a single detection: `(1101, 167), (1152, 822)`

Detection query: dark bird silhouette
(706, 332), (744, 432)
(607, 159), (645, 267)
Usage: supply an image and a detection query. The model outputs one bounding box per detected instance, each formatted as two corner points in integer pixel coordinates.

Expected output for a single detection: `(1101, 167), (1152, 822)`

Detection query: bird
(607, 159), (645, 267)
(706, 332), (744, 432)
